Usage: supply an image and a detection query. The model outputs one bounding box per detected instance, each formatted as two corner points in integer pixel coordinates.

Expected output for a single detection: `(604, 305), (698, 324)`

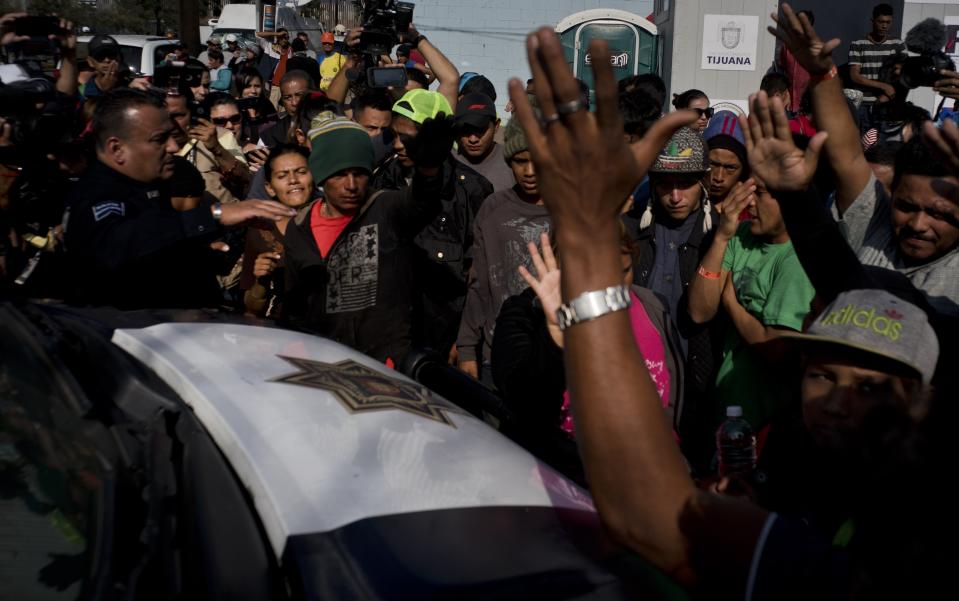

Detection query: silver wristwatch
(556, 285), (632, 331)
(212, 202), (223, 222)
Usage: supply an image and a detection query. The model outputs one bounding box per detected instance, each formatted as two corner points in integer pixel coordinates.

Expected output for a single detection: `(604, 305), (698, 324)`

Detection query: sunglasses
(212, 114), (243, 126)
(694, 107), (715, 119)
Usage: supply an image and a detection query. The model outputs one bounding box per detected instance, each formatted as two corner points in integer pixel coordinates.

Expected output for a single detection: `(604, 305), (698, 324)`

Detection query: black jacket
(283, 171), (444, 363)
(259, 114), (293, 148)
(372, 154), (493, 353)
(624, 205), (723, 472)
(64, 160), (222, 309)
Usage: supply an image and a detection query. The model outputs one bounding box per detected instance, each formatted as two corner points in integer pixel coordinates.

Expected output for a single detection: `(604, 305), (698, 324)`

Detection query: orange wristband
(810, 65), (838, 83)
(697, 265), (722, 280)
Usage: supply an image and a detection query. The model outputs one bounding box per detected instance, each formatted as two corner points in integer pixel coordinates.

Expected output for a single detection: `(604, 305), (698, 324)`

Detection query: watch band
(212, 202), (223, 222)
(412, 34), (427, 47)
(556, 285), (632, 331)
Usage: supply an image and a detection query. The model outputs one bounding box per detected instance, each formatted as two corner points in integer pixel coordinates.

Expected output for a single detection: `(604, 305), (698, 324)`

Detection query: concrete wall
(412, 0), (654, 111)
(654, 0), (779, 113)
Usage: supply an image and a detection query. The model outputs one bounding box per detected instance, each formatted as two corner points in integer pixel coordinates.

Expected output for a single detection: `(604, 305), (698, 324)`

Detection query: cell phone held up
(13, 16), (64, 38)
(9, 16), (66, 56)
(366, 66), (408, 89)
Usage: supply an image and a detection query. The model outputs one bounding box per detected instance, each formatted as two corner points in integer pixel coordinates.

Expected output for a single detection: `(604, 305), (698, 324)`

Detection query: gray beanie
(503, 115), (528, 162)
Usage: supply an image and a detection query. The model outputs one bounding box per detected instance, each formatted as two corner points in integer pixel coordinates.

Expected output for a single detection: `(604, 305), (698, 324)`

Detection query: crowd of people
(1, 2), (956, 597)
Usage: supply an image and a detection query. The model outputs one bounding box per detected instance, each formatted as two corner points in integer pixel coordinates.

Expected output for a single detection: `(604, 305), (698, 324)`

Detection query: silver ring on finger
(542, 113), (561, 126)
(556, 99), (585, 116)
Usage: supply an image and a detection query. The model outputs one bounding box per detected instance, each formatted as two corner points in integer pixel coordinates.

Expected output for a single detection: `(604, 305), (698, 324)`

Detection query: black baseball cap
(89, 35), (120, 60)
(454, 93), (497, 129)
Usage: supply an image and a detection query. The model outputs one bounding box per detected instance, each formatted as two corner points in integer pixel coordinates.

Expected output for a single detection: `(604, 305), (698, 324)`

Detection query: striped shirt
(848, 37), (906, 103)
(835, 175), (959, 316)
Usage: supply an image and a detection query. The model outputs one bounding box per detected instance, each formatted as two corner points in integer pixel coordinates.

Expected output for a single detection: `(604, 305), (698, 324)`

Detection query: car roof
(112, 322), (596, 558)
(77, 35), (179, 47)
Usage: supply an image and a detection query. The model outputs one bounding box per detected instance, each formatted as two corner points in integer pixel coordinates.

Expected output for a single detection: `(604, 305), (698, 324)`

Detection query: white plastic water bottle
(716, 405), (757, 477)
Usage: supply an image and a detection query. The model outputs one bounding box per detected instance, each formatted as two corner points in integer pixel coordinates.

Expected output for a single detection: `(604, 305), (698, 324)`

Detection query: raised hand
(507, 29), (695, 243)
(518, 232), (564, 348)
(188, 117), (220, 150)
(769, 2), (840, 76)
(406, 114), (455, 169)
(922, 119), (959, 178)
(933, 69), (959, 100)
(739, 91), (828, 193)
(717, 179), (756, 239)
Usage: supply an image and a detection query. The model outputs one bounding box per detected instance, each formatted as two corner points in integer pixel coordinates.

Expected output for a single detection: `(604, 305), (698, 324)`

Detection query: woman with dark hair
(672, 88), (712, 131)
(240, 144), (316, 317)
(233, 67), (277, 151)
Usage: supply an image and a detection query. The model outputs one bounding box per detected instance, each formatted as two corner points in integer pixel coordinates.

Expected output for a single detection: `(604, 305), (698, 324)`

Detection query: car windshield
(119, 46), (142, 71)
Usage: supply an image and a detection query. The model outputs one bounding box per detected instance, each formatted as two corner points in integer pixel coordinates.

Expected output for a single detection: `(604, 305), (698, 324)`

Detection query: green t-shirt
(715, 223), (815, 428)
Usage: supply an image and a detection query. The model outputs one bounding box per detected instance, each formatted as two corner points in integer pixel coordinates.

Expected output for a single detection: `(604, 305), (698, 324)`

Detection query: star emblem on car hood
(270, 356), (463, 427)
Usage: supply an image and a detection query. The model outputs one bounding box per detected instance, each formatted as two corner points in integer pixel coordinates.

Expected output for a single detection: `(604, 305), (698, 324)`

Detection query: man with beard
(65, 89), (296, 309)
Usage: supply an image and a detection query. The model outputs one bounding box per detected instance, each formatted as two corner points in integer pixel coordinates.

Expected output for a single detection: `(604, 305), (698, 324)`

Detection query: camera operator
(0, 15), (84, 296)
(64, 88), (295, 309)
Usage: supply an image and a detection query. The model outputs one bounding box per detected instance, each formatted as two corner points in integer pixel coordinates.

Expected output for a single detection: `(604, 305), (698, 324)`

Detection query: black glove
(406, 113), (455, 170)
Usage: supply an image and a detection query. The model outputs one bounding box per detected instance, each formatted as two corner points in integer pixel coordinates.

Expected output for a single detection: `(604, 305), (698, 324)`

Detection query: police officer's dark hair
(351, 88), (393, 116)
(280, 69), (314, 90)
(93, 88), (166, 151)
(760, 72), (791, 96)
(264, 144), (310, 183)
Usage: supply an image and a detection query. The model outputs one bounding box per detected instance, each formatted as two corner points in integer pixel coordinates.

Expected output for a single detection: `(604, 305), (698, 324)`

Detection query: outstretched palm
(739, 92), (827, 193)
(518, 232), (564, 348)
(769, 3), (839, 75)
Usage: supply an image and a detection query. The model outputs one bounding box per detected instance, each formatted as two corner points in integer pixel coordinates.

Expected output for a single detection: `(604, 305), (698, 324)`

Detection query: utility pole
(179, 0), (201, 53)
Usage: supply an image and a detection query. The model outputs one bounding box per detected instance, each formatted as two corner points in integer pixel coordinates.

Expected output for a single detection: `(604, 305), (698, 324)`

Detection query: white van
(76, 35), (180, 77)
(207, 5), (325, 51)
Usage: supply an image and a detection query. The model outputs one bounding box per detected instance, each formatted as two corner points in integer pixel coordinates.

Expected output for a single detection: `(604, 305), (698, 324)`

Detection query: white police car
(0, 303), (684, 599)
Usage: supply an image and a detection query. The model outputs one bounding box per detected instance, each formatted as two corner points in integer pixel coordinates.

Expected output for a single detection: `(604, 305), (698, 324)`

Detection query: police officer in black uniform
(65, 88), (296, 309)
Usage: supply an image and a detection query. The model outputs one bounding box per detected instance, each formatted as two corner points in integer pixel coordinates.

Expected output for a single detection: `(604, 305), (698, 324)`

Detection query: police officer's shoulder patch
(92, 201), (125, 222)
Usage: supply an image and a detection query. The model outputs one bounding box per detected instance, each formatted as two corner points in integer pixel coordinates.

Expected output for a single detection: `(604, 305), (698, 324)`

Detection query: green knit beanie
(307, 113), (375, 185)
(503, 94), (541, 162)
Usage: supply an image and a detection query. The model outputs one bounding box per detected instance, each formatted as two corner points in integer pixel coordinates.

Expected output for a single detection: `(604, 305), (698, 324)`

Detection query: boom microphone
(905, 18), (946, 54)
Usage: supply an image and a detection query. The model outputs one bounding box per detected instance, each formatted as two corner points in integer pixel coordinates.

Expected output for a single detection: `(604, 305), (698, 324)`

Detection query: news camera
(900, 18), (955, 89)
(355, 0), (415, 57)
